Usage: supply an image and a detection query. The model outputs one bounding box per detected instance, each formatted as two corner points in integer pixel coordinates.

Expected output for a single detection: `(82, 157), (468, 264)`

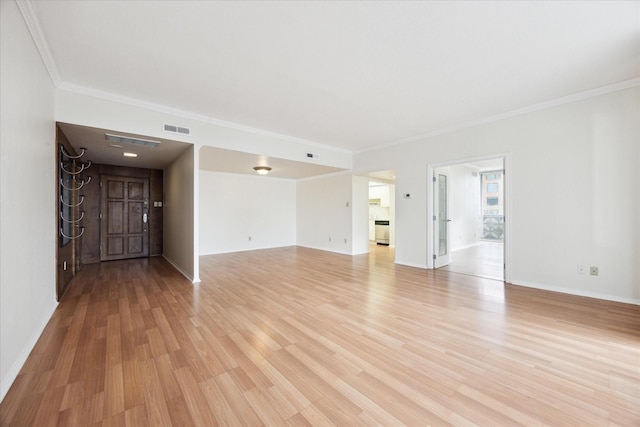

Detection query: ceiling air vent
(164, 123), (191, 136)
(105, 133), (160, 148)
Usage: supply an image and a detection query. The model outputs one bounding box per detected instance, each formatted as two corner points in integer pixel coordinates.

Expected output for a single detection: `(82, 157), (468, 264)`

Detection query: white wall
(355, 86), (640, 303)
(389, 184), (396, 248)
(164, 145), (197, 281)
(0, 1), (58, 401)
(199, 170), (296, 254)
(54, 90), (352, 171)
(297, 173), (354, 254)
(448, 164), (481, 251)
(351, 175), (370, 255)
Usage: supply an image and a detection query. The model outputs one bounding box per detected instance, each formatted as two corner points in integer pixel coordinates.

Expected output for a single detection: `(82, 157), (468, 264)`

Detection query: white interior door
(433, 170), (451, 268)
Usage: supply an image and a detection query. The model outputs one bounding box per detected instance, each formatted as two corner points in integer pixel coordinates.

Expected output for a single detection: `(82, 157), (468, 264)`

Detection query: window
(487, 183), (498, 193)
(487, 197), (499, 206)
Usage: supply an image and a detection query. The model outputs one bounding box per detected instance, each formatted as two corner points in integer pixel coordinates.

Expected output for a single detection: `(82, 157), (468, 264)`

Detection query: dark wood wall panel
(81, 164), (163, 264)
(149, 168), (164, 257)
(56, 127), (79, 300)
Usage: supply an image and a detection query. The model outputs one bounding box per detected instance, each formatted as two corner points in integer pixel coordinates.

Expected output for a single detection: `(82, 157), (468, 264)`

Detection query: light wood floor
(1, 245), (638, 426)
(440, 241), (504, 281)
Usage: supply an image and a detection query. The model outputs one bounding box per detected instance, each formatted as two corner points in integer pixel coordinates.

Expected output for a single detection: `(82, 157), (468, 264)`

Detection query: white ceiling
(31, 1), (640, 165)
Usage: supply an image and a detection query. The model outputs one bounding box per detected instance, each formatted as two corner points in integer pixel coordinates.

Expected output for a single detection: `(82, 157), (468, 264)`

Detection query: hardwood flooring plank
(137, 359), (172, 426)
(173, 367), (218, 426)
(212, 371), (263, 426)
(1, 246), (638, 426)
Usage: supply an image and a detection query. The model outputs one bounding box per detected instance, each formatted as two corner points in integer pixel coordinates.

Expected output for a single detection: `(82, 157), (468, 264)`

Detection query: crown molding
(360, 77), (640, 154)
(16, 0), (61, 87)
(14, 0), (638, 157)
(57, 82), (353, 155)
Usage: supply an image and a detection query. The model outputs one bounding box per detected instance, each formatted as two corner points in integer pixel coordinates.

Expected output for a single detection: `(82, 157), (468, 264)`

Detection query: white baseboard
(0, 299), (58, 402)
(392, 263), (638, 305)
(295, 244), (352, 256)
(510, 280), (640, 306)
(199, 244), (296, 257)
(451, 242), (481, 252)
(162, 255), (195, 283)
(394, 260), (428, 269)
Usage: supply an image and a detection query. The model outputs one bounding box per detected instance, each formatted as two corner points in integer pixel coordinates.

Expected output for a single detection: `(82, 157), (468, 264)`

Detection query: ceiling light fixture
(123, 152), (138, 158)
(253, 166), (272, 175)
(105, 133), (161, 148)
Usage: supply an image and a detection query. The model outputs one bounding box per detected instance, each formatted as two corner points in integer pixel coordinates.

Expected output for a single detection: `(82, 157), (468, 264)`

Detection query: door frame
(433, 168), (452, 268)
(426, 153), (511, 283)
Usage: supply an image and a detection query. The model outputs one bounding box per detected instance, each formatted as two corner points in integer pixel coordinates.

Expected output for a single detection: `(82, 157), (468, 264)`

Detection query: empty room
(1, 1), (639, 425)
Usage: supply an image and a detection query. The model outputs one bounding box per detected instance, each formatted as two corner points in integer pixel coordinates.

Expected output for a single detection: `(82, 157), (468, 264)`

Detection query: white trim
(394, 260), (428, 270)
(295, 244), (353, 256)
(351, 249), (370, 256)
(426, 153), (511, 283)
(451, 242), (483, 252)
(16, 0), (61, 87)
(510, 280), (640, 306)
(17, 0), (639, 160)
(0, 299), (58, 402)
(192, 145), (201, 284)
(360, 78), (640, 154)
(162, 255), (197, 283)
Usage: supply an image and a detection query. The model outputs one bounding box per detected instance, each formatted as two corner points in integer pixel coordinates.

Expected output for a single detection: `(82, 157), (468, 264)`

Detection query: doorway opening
(366, 170), (396, 260)
(429, 156), (507, 282)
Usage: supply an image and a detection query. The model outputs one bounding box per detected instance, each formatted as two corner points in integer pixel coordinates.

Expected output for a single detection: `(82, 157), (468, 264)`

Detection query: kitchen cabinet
(369, 185), (390, 207)
(380, 186), (389, 207)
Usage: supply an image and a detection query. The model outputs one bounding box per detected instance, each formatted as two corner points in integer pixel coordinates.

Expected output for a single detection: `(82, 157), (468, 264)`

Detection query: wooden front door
(100, 175), (149, 261)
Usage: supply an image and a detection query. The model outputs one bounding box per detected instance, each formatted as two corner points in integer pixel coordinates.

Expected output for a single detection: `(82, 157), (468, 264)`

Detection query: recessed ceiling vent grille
(164, 123), (191, 136)
(105, 133), (160, 148)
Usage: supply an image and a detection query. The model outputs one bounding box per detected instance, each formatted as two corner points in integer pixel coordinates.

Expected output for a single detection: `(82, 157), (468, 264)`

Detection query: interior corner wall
(297, 173), (354, 254)
(351, 175), (370, 255)
(0, 1), (57, 401)
(354, 86), (640, 303)
(199, 170), (296, 255)
(388, 184), (396, 248)
(164, 145), (196, 281)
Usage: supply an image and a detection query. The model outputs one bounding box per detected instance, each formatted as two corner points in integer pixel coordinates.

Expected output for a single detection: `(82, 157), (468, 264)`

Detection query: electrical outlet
(329, 237), (332, 242)
(577, 265), (586, 275)
(344, 238), (347, 243)
(590, 266), (598, 276)
(248, 236), (252, 241)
